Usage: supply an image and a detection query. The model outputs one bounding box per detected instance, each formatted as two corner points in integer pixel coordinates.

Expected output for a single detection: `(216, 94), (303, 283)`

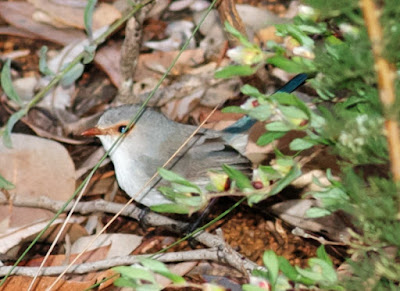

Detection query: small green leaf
(290, 138), (314, 151)
(278, 257), (314, 285)
(247, 104), (271, 121)
(308, 258), (338, 284)
(221, 106), (248, 114)
(158, 168), (186, 183)
(279, 105), (308, 120)
(270, 164), (301, 195)
(305, 207), (332, 218)
(266, 56), (304, 73)
(295, 266), (321, 282)
(222, 164), (253, 191)
(266, 121), (291, 132)
(2, 109), (26, 148)
(158, 168), (201, 193)
(140, 258), (168, 273)
(39, 46), (54, 76)
(171, 183), (201, 194)
(258, 165), (281, 180)
(113, 266), (156, 283)
(256, 131), (286, 146)
(242, 284), (268, 291)
(263, 250), (279, 286)
(224, 21), (253, 48)
(241, 84), (265, 98)
(113, 277), (137, 288)
(278, 257), (298, 280)
(150, 203), (192, 214)
(83, 44), (97, 64)
(84, 0), (97, 39)
(276, 24), (314, 48)
(215, 65), (256, 78)
(140, 259), (185, 284)
(1, 59), (22, 105)
(316, 245), (333, 267)
(0, 174), (15, 190)
(61, 62), (84, 87)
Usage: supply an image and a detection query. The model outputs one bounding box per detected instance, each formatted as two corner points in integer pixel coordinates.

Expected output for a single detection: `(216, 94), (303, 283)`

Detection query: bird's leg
(186, 198), (219, 248)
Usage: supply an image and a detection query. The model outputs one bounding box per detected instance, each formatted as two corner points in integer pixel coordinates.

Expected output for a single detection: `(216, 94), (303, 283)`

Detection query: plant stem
(361, 0), (400, 183)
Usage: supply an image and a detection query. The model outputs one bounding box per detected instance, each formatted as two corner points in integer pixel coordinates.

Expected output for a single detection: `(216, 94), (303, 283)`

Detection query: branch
(0, 195), (258, 274)
(361, 0), (400, 181)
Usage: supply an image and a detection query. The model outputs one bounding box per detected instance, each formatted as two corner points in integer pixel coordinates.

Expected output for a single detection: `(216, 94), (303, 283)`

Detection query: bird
(82, 74), (308, 208)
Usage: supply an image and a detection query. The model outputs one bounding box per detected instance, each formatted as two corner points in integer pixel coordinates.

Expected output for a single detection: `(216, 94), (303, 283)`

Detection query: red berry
(224, 178), (231, 191)
(252, 181), (263, 189)
(252, 100), (260, 107)
(300, 119), (309, 126)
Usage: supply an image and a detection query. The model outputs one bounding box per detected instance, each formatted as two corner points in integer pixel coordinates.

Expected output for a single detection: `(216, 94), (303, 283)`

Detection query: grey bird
(82, 74), (307, 207)
(82, 105), (249, 207)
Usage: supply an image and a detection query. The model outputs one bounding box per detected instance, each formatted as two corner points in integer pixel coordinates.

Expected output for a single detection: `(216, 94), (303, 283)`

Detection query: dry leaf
(0, 2), (85, 45)
(71, 233), (143, 258)
(0, 134), (75, 244)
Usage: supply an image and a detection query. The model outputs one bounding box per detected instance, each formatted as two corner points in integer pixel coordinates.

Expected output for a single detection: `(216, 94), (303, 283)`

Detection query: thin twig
(360, 0), (400, 181)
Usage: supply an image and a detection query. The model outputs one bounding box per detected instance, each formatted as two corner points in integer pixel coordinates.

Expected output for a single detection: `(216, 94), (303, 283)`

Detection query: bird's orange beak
(81, 127), (104, 136)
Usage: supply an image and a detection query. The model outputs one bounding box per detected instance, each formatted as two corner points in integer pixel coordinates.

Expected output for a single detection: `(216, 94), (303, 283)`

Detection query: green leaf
(242, 284), (268, 291)
(84, 0), (97, 39)
(140, 258), (186, 284)
(295, 266), (321, 282)
(2, 109), (26, 148)
(158, 168), (201, 193)
(305, 207), (332, 218)
(150, 203), (192, 214)
(278, 257), (298, 281)
(215, 65), (256, 78)
(265, 121), (291, 132)
(83, 44), (97, 64)
(222, 164), (253, 191)
(113, 277), (137, 288)
(224, 21), (253, 48)
(0, 174), (15, 190)
(289, 138), (314, 151)
(263, 250), (279, 286)
(1, 59), (22, 105)
(158, 168), (187, 183)
(279, 105), (308, 120)
(158, 186), (178, 200)
(266, 56), (304, 73)
(278, 257), (314, 285)
(241, 84), (265, 98)
(60, 62), (84, 87)
(270, 164), (301, 195)
(316, 245), (333, 267)
(256, 131), (286, 146)
(309, 258), (338, 285)
(171, 183), (201, 194)
(276, 24), (314, 48)
(248, 104), (272, 121)
(221, 106), (248, 114)
(39, 46), (54, 76)
(113, 266), (156, 283)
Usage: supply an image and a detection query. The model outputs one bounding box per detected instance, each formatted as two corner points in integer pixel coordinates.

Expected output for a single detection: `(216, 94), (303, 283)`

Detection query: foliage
(162, 0), (400, 288)
(243, 246), (341, 291)
(113, 258), (186, 291)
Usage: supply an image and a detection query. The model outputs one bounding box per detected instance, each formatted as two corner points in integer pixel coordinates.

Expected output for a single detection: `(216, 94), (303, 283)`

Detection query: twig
(0, 195), (258, 274)
(360, 0), (400, 182)
(0, 248), (223, 276)
(118, 1), (155, 103)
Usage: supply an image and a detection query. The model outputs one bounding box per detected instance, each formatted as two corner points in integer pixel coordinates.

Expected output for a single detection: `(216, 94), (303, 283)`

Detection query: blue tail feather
(223, 73), (308, 134)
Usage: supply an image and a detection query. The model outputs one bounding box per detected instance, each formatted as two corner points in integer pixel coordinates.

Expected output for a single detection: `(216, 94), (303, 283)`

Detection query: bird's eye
(118, 125), (127, 133)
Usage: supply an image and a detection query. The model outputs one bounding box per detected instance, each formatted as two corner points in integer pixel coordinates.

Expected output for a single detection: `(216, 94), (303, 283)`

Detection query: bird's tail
(222, 73), (308, 154)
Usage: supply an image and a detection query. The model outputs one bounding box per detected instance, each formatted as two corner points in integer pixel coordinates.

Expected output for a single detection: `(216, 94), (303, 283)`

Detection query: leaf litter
(0, 0), (349, 289)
